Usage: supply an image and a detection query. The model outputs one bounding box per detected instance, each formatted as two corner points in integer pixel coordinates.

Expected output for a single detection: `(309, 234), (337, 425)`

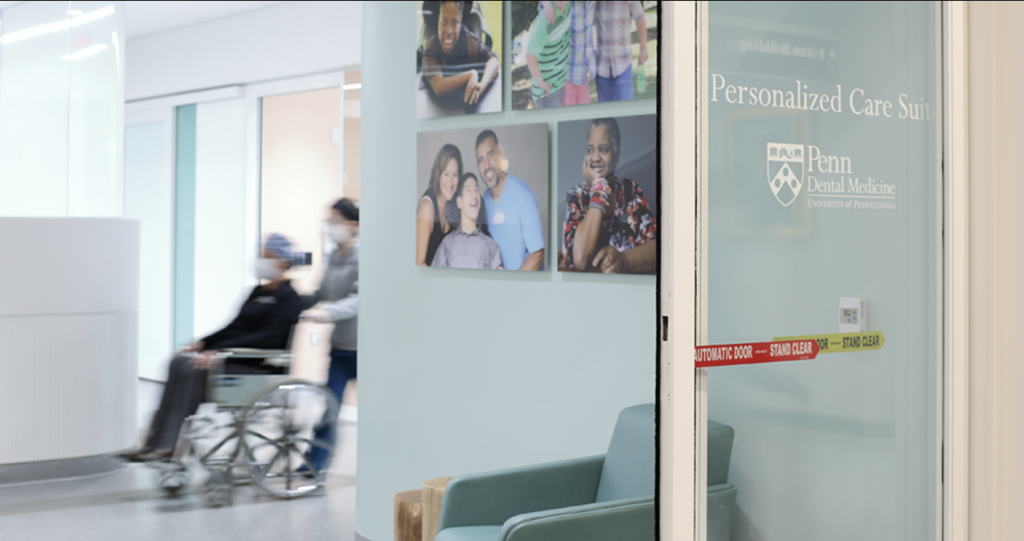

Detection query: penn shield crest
(767, 143), (804, 207)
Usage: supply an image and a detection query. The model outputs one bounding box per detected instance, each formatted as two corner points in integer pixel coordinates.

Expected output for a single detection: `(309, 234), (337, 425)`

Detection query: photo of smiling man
(475, 128), (546, 270)
(417, 124), (550, 271)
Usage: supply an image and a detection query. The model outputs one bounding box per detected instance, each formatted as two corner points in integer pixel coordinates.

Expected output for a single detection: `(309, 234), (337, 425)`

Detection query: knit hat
(264, 233), (294, 262)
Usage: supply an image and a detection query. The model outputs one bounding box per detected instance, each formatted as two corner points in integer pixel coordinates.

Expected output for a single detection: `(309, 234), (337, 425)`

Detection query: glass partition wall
(702, 3), (942, 540)
(0, 1), (125, 218)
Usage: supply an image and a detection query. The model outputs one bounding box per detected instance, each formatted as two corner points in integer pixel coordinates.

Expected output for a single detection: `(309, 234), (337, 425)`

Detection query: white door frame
(942, 2), (969, 541)
(658, 2), (699, 540)
(658, 2), (970, 540)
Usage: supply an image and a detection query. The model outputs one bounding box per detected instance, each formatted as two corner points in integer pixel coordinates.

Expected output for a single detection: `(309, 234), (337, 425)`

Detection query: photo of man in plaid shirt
(595, 1), (648, 102)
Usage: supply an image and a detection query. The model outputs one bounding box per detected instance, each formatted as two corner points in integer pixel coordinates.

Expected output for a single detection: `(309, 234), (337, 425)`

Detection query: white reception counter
(0, 218), (138, 483)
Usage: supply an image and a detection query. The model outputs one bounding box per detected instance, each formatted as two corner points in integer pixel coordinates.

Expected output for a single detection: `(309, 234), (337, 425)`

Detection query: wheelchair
(152, 346), (340, 507)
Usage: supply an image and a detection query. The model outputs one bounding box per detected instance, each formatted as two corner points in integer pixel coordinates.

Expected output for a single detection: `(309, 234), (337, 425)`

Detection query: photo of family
(417, 124), (550, 270)
(417, 1), (504, 119)
(557, 114), (657, 274)
(510, 1), (658, 110)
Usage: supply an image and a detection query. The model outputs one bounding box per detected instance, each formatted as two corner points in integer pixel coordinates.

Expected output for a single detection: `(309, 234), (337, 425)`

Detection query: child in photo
(421, 0), (500, 105)
(541, 1), (596, 106)
(431, 173), (504, 269)
(525, 1), (572, 108)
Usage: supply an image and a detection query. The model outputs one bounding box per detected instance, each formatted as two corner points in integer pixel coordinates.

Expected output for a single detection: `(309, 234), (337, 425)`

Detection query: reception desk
(0, 218), (138, 483)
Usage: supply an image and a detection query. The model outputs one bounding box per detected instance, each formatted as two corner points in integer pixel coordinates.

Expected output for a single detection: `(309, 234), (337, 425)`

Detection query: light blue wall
(357, 3), (656, 540)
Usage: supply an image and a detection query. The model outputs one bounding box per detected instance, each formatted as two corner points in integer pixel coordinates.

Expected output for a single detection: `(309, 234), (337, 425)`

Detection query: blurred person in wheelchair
(121, 233), (303, 462)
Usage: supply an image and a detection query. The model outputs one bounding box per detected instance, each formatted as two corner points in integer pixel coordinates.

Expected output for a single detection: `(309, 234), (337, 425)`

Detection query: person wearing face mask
(421, 0), (499, 105)
(562, 118), (657, 274)
(417, 144), (463, 266)
(304, 199), (360, 423)
(299, 199), (359, 470)
(120, 234), (302, 462)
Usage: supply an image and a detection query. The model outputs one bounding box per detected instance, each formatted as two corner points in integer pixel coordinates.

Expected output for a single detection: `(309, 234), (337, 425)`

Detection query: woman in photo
(562, 118), (657, 274)
(421, 0), (500, 105)
(432, 172), (503, 269)
(418, 144), (464, 266)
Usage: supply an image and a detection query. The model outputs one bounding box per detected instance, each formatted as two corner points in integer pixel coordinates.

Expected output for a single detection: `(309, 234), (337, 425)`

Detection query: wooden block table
(421, 476), (454, 541)
(395, 490), (423, 541)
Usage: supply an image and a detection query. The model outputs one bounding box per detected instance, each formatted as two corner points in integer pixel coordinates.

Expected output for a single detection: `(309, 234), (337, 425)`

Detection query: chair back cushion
(707, 420), (735, 486)
(596, 404), (655, 502)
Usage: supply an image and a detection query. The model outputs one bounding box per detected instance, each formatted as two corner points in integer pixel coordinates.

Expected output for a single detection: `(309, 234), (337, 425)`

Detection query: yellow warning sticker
(772, 331), (885, 354)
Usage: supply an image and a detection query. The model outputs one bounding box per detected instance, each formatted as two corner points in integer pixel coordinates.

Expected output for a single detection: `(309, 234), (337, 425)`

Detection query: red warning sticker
(695, 340), (819, 367)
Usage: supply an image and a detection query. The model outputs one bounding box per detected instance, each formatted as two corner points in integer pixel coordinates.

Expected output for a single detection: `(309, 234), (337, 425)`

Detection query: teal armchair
(436, 403), (741, 541)
(435, 404), (737, 541)
(707, 420), (738, 541)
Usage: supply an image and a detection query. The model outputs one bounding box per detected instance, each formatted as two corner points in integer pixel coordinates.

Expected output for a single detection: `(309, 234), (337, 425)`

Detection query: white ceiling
(0, 1), (285, 39)
(124, 1), (285, 39)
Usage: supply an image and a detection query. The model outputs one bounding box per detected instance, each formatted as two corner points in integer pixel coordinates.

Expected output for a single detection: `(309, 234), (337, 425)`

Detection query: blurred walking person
(304, 198), (360, 469)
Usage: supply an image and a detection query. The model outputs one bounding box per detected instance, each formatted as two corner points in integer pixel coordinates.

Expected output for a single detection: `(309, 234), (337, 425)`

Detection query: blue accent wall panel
(173, 104), (197, 347)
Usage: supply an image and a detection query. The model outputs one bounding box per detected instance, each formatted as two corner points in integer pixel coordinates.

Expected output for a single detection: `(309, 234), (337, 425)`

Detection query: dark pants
(326, 348), (357, 406)
(146, 355), (284, 451)
(146, 356), (206, 451)
(310, 348), (357, 469)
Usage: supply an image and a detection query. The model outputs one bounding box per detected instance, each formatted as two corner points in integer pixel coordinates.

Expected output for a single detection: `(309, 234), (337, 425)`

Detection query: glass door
(701, 3), (942, 541)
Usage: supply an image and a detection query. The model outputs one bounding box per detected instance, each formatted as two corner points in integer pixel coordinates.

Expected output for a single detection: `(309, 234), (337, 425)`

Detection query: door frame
(658, 2), (699, 540)
(657, 2), (970, 540)
(942, 2), (969, 541)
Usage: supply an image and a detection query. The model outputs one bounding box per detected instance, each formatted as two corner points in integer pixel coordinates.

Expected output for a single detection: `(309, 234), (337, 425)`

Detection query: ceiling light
(1, 5), (115, 45)
(62, 43), (106, 61)
(343, 83), (362, 91)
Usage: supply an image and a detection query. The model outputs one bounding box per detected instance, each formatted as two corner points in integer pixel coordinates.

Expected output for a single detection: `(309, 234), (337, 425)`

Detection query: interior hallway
(0, 422), (357, 541)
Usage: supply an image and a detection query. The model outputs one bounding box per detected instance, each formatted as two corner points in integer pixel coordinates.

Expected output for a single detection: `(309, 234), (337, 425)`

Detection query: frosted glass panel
(124, 121), (171, 381)
(705, 2), (941, 541)
(0, 1), (71, 216)
(68, 0), (125, 217)
(0, 1), (124, 218)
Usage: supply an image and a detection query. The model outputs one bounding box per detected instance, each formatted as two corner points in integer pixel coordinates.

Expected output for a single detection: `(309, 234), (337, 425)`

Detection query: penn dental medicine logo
(765, 142), (897, 210)
(767, 143), (804, 207)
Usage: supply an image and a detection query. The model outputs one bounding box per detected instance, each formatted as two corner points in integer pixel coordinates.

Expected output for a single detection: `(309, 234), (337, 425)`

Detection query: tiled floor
(0, 422), (357, 541)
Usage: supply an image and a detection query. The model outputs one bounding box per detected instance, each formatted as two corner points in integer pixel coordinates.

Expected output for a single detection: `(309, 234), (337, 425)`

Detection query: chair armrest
(220, 348), (291, 358)
(219, 348), (291, 366)
(707, 483), (737, 541)
(500, 496), (654, 541)
(438, 455), (605, 531)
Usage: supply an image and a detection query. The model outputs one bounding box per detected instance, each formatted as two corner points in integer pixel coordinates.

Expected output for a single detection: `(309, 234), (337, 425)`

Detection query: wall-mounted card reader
(839, 297), (867, 333)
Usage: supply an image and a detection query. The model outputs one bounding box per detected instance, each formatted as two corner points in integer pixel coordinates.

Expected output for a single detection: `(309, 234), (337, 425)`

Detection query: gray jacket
(304, 244), (358, 350)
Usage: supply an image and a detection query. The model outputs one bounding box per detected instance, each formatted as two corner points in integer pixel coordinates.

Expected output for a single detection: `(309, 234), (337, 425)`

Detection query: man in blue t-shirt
(475, 130), (546, 270)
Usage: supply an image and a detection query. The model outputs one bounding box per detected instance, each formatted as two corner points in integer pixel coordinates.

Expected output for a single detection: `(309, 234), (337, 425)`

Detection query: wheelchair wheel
(241, 378), (339, 499)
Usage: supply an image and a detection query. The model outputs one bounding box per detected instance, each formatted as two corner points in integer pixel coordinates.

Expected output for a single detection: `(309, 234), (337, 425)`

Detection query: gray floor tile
(0, 423), (357, 541)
